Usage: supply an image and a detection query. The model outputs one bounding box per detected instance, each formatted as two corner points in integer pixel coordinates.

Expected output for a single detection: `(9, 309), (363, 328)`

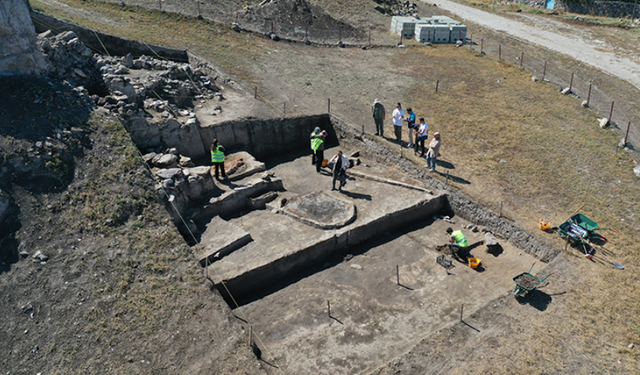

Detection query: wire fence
(466, 34), (640, 156)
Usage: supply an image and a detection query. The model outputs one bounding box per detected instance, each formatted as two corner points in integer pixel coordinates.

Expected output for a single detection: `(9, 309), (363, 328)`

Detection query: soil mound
(248, 0), (361, 35)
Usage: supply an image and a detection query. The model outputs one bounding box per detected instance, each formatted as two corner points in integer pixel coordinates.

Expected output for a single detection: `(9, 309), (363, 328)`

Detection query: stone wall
(0, 0), (48, 76)
(31, 11), (188, 62)
(556, 0), (638, 18)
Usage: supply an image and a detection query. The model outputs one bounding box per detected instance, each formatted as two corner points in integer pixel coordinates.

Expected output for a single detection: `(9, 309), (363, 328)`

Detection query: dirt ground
(4, 0), (640, 374)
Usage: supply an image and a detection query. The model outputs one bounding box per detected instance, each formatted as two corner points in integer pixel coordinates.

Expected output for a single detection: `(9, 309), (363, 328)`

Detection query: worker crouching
(446, 227), (469, 261)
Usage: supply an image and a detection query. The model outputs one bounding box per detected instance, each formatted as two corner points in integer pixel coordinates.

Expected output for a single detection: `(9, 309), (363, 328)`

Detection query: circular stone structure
(278, 191), (356, 229)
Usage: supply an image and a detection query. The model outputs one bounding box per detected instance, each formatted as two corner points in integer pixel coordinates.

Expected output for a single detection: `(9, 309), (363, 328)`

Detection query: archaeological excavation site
(4, 0), (638, 373)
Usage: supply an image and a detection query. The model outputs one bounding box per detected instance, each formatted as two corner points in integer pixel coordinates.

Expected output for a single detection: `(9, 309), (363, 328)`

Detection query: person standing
(372, 99), (386, 137)
(415, 117), (428, 156)
(210, 139), (226, 180)
(329, 150), (349, 192)
(392, 103), (405, 143)
(425, 132), (441, 172)
(310, 128), (326, 173)
(446, 227), (469, 261)
(404, 107), (416, 149)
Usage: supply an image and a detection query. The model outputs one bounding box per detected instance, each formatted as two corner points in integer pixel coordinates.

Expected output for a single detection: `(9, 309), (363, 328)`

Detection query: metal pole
(520, 52), (524, 68)
(254, 86), (257, 99)
(396, 265), (400, 285)
(470, 34), (472, 48)
(328, 98), (330, 113)
(236, 11), (238, 24)
(283, 102), (286, 116)
(340, 30), (342, 43)
(369, 29), (371, 45)
(271, 21), (274, 34)
(400, 33), (402, 45)
(609, 101), (615, 122)
(460, 304), (464, 322)
(435, 80), (439, 93)
(446, 170), (449, 185)
(587, 84), (592, 106)
(159, 0), (161, 11)
(327, 300), (331, 317)
(499, 201), (503, 217)
(481, 38), (483, 54)
(305, 27), (308, 40)
(197, 2), (201, 17)
(569, 72), (574, 92)
(624, 122), (631, 146)
(542, 61), (547, 81)
(499, 45), (501, 60)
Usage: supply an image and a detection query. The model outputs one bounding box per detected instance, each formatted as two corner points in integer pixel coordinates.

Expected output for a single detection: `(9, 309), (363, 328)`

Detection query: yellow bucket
(322, 159), (328, 167)
(539, 219), (550, 231)
(468, 257), (481, 269)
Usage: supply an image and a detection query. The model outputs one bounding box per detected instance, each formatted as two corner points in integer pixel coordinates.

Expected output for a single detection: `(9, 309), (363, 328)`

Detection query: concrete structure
(390, 16), (428, 39)
(407, 16), (467, 44)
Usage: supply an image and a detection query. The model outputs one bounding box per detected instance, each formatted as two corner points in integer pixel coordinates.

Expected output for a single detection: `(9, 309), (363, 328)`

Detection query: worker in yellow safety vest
(310, 128), (326, 173)
(446, 227), (469, 261)
(210, 139), (226, 180)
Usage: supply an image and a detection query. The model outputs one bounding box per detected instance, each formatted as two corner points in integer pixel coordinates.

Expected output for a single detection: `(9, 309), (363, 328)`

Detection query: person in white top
(391, 103), (405, 143)
(415, 117), (428, 156)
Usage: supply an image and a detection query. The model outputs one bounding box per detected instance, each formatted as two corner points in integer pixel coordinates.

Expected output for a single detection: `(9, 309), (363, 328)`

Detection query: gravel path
(426, 0), (640, 90)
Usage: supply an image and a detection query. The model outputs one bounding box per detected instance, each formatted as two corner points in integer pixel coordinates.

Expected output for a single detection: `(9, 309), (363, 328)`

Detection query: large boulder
(0, 0), (49, 76)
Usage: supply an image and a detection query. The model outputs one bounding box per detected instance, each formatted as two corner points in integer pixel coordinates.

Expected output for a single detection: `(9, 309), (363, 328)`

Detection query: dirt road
(427, 0), (640, 90)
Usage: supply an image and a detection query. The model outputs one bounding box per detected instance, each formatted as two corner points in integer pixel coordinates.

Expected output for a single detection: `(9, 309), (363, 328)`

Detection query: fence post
(624, 121), (631, 146)
(569, 73), (574, 92)
(254, 86), (257, 99)
(236, 11), (238, 24)
(271, 21), (274, 34)
(340, 30), (343, 44)
(305, 27), (308, 40)
(328, 98), (330, 113)
(435, 80), (439, 93)
(608, 101), (615, 122)
(542, 61), (547, 81)
(499, 45), (501, 60)
(587, 84), (592, 106)
(520, 52), (524, 68)
(481, 38), (483, 54)
(469, 34), (472, 48)
(369, 29), (371, 45)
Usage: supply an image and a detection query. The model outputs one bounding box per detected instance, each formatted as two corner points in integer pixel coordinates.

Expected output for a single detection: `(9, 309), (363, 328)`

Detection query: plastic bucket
(468, 257), (481, 269)
(322, 159), (328, 167)
(539, 219), (550, 231)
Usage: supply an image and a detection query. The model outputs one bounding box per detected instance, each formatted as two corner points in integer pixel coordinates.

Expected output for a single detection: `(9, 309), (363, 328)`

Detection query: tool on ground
(539, 219), (550, 231)
(512, 261), (554, 297)
(436, 254), (455, 274)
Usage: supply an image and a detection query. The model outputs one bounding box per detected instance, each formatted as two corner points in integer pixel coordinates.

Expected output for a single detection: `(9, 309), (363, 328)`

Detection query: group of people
(372, 99), (442, 172)
(310, 127), (350, 192)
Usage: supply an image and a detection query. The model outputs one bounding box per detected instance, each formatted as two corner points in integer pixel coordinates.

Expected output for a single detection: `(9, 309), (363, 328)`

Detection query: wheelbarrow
(557, 213), (607, 257)
(512, 261), (554, 297)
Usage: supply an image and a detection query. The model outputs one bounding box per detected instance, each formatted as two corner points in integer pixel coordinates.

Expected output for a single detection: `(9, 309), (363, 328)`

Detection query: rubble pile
(374, 0), (420, 16)
(36, 30), (222, 119)
(36, 30), (102, 101)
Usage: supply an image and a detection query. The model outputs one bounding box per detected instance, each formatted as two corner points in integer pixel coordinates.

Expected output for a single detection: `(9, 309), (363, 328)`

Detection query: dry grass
(394, 46), (640, 371)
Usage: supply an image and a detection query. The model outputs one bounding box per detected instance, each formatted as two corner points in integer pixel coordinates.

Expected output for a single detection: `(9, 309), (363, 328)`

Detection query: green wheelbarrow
(512, 261), (554, 297)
